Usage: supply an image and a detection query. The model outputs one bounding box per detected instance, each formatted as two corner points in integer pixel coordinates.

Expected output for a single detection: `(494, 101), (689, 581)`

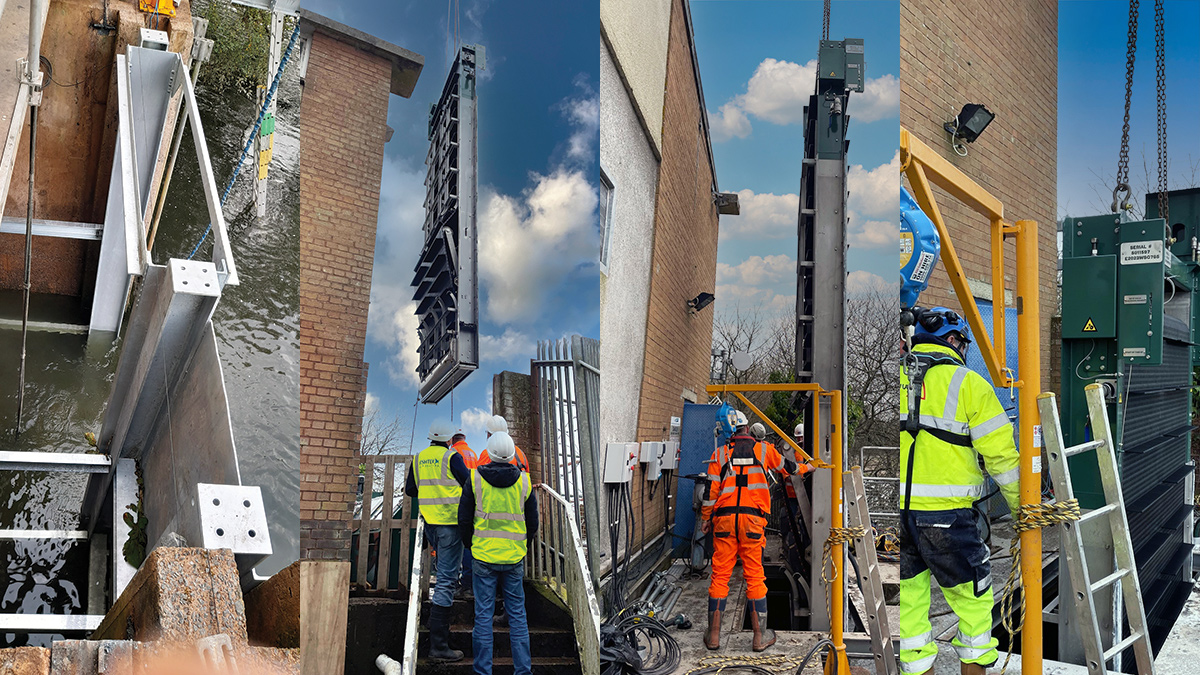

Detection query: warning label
(909, 251), (936, 283)
(1119, 240), (1164, 265)
(1082, 318), (1097, 332)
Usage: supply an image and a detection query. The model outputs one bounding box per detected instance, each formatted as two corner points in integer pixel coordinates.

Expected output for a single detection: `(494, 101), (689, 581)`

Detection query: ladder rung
(1078, 503), (1118, 524)
(1064, 438), (1105, 458)
(1089, 568), (1129, 593)
(1103, 631), (1143, 662)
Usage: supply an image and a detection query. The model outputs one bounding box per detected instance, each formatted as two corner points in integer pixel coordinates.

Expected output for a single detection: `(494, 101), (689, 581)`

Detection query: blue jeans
(461, 546), (474, 588)
(426, 524), (463, 608)
(472, 559), (530, 675)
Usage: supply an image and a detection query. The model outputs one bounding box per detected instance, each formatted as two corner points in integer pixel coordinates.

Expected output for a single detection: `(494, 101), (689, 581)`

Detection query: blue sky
(692, 0), (900, 319)
(1059, 1), (1200, 221)
(301, 0), (599, 451)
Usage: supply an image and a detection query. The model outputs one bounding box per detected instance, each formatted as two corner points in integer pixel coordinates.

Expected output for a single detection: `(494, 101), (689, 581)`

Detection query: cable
(612, 613), (680, 675)
(187, 19), (301, 260)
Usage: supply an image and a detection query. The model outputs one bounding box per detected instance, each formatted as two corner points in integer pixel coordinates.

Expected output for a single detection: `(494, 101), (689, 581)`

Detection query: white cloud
(367, 158), (428, 388)
(558, 76), (599, 162)
(460, 407), (492, 437)
(479, 169), (598, 323)
(855, 73), (900, 123)
(847, 270), (895, 294)
(720, 190), (798, 240)
(708, 58), (898, 141)
(716, 254), (795, 287)
(365, 393), (380, 415)
(480, 328), (536, 362)
(848, 151), (900, 220)
(850, 219), (898, 249)
(709, 101), (752, 142)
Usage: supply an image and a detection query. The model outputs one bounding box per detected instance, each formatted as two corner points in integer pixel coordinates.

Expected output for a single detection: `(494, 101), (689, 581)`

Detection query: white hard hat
(794, 423), (804, 437)
(486, 432), (516, 463)
(428, 419), (456, 443)
(730, 410), (749, 428)
(486, 415), (509, 435)
(749, 422), (766, 440)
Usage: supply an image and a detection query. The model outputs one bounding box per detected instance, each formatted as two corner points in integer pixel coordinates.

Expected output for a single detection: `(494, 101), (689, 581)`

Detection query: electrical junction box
(1061, 256), (1116, 339)
(138, 28), (170, 51)
(662, 441), (680, 471)
(603, 442), (637, 484)
(1117, 222), (1168, 365)
(640, 441), (664, 463)
(645, 453), (662, 482)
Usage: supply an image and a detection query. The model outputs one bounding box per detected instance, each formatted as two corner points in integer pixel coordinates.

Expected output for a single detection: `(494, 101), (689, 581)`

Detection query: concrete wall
(630, 0), (721, 547)
(599, 0), (670, 155)
(900, 0), (1058, 391)
(599, 40), (657, 447)
(298, 30), (391, 562)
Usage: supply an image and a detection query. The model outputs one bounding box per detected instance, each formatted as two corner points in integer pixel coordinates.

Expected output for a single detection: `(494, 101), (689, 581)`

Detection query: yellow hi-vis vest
(900, 343), (1021, 513)
(414, 444), (461, 525)
(471, 469), (531, 565)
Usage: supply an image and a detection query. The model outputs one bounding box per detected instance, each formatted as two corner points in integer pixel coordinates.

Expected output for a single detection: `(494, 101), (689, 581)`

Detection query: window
(599, 168), (615, 273)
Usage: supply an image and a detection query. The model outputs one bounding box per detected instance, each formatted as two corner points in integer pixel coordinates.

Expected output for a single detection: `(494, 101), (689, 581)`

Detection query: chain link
(1155, 0), (1169, 223)
(1113, 0), (1140, 212)
(822, 0), (831, 41)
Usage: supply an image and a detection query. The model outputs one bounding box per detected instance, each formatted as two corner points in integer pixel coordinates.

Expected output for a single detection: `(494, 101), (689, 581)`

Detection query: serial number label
(1119, 240), (1163, 265)
(1123, 347), (1147, 357)
(1123, 294), (1148, 304)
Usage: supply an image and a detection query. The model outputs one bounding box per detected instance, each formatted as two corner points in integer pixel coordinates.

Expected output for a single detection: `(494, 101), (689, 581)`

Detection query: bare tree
(360, 404), (412, 456)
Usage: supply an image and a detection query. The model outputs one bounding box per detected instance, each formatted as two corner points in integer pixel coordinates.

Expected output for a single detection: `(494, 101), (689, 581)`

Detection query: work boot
(704, 597), (724, 650)
(960, 663), (987, 675)
(749, 598), (775, 652)
(427, 604), (463, 662)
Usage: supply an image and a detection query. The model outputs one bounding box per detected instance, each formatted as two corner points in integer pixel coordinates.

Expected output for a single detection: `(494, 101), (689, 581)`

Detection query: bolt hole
(216, 528), (225, 537)
(182, 280), (188, 285)
(243, 500), (251, 507)
(205, 283), (210, 287)
(213, 498), (220, 506)
(249, 530), (256, 538)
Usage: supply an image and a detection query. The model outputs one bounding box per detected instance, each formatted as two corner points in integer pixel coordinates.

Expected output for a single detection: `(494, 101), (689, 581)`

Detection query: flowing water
(0, 65), (300, 644)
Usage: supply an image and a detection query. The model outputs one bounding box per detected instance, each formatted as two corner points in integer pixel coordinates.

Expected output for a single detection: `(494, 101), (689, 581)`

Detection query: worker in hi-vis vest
(899, 307), (1020, 675)
(700, 409), (811, 652)
(458, 432), (538, 675)
(479, 414), (530, 471)
(405, 419), (471, 662)
(451, 429), (479, 593)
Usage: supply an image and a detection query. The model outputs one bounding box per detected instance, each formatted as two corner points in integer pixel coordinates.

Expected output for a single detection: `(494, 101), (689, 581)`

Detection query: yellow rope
(684, 653), (805, 675)
(875, 526), (900, 555)
(996, 499), (1081, 675)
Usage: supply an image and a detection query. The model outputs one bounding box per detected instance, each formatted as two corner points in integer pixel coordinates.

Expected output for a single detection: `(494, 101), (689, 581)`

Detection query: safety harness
(713, 434), (770, 522)
(901, 348), (970, 513)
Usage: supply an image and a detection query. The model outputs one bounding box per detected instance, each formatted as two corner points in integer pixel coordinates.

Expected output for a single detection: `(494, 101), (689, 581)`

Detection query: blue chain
(188, 19), (300, 260)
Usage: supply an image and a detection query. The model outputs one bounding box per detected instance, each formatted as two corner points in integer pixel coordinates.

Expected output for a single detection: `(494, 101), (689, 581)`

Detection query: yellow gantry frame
(900, 128), (1043, 671)
(705, 383), (851, 674)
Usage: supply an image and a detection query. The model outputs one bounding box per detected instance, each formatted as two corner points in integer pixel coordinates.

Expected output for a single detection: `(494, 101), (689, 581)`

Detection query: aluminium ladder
(1037, 385), (1155, 675)
(845, 465), (899, 675)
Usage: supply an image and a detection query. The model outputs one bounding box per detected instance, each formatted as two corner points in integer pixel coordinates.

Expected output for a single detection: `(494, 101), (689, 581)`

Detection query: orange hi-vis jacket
(452, 440), (478, 470)
(478, 444), (530, 472)
(701, 433), (800, 522)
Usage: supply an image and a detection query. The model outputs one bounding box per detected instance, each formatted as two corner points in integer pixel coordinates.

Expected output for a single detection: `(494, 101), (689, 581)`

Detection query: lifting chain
(822, 0), (831, 41)
(1154, 0), (1168, 224)
(1113, 0), (1139, 213)
(995, 499), (1082, 675)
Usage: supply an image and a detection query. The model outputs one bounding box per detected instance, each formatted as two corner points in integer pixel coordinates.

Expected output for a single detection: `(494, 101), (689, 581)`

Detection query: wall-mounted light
(714, 192), (740, 215)
(944, 103), (994, 156)
(688, 292), (715, 314)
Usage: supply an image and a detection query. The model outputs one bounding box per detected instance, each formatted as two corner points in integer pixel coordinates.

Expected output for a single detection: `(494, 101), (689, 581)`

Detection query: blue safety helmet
(915, 307), (971, 344)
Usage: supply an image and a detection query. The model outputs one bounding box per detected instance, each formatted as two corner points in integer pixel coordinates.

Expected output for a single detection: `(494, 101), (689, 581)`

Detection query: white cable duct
(375, 654), (401, 675)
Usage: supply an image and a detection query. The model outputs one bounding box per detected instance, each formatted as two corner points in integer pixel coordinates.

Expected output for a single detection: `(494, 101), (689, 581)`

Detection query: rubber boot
(749, 598), (775, 652)
(704, 597), (724, 650)
(427, 604), (464, 662)
(960, 663), (987, 675)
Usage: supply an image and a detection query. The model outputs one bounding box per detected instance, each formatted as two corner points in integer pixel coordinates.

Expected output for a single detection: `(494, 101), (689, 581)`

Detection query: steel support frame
(900, 127), (1043, 671)
(704, 382), (849, 672)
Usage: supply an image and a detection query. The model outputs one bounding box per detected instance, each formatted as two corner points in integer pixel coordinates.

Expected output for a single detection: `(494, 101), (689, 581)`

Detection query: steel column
(1016, 219), (1043, 671)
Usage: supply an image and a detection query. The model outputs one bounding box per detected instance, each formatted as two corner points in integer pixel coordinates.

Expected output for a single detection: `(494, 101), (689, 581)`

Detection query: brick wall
(900, 0), (1058, 392)
(493, 371), (540, 480)
(299, 31), (392, 561)
(631, 0), (720, 548)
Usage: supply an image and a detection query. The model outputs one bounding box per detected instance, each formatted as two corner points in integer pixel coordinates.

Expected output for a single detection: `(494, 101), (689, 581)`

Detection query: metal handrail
(528, 483), (602, 675)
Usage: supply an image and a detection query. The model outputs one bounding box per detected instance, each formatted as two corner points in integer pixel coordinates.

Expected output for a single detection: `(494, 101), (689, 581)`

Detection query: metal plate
(196, 483), (272, 556)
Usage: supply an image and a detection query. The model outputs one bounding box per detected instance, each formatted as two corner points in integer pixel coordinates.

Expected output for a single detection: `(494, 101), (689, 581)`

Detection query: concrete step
(415, 655), (582, 675)
(418, 623), (578, 658)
